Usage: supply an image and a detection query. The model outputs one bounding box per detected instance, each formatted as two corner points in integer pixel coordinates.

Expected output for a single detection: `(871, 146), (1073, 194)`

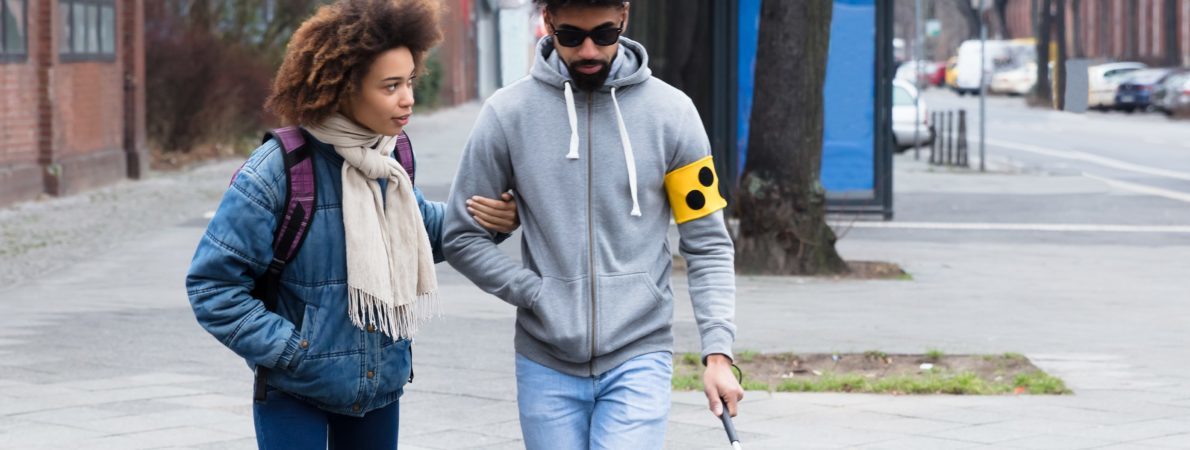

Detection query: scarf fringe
(348, 287), (440, 341)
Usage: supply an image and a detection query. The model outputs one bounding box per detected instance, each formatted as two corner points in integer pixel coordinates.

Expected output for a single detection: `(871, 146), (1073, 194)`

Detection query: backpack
(235, 126), (417, 402)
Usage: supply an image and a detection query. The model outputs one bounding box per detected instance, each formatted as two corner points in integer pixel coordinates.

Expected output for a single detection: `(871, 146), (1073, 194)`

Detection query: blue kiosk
(736, 0), (895, 219)
(627, 0), (895, 219)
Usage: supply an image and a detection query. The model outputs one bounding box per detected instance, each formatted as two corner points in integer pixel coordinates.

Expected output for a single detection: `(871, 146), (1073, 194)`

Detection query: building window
(1, 0), (28, 63)
(60, 0), (116, 62)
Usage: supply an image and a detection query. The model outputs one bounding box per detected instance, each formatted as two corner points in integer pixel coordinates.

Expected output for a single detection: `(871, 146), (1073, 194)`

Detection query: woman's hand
(467, 192), (519, 234)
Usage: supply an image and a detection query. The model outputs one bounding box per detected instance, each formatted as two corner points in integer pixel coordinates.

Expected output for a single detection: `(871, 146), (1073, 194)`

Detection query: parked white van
(954, 40), (1011, 96)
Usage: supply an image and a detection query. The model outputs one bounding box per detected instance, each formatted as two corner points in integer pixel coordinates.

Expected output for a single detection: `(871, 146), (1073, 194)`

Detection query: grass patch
(863, 350), (890, 362)
(672, 351), (1070, 395)
(925, 349), (945, 362)
(737, 350), (759, 364)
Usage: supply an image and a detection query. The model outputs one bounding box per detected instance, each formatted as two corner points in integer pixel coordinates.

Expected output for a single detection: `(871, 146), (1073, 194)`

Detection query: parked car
(895, 61), (920, 84)
(989, 40), (1037, 95)
(1087, 62), (1146, 109)
(954, 40), (1011, 96)
(1114, 68), (1178, 113)
(945, 56), (959, 89)
(927, 61), (946, 87)
(891, 79), (933, 152)
(1151, 69), (1190, 116)
(1167, 76), (1190, 117)
(991, 62), (1037, 95)
(896, 60), (944, 87)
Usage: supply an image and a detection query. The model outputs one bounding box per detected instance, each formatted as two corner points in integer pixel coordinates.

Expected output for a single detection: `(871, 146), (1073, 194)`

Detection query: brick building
(1, 0), (147, 208)
(1001, 0), (1189, 66)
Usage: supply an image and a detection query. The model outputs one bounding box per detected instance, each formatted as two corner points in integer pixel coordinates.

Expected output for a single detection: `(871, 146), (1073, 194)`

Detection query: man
(443, 1), (741, 448)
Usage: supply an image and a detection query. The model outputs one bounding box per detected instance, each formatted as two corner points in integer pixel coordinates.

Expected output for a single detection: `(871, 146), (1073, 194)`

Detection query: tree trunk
(1126, 3), (1138, 59)
(735, 0), (847, 276)
(188, 0), (215, 33)
(995, 0), (1011, 39)
(1165, 0), (1180, 66)
(1098, 0), (1109, 55)
(955, 0), (983, 39)
(1071, 0), (1084, 58)
(1031, 0), (1053, 106)
(1054, 0), (1067, 110)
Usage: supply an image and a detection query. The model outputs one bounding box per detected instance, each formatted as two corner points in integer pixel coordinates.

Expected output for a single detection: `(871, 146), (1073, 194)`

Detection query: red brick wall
(1002, 0), (1188, 66)
(0, 0), (44, 205)
(51, 61), (127, 195)
(48, 0), (127, 197)
(0, 0), (144, 206)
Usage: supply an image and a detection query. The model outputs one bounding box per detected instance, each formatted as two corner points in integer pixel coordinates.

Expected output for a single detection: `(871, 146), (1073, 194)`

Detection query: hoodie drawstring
(564, 81), (579, 160)
(562, 82), (641, 218)
(610, 86), (641, 217)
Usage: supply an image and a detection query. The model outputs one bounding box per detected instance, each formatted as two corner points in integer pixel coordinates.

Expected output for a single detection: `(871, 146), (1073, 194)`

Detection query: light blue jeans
(516, 351), (672, 450)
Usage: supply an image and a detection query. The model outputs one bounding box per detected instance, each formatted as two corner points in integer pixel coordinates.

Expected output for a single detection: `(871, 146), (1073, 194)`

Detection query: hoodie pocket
(595, 272), (670, 356)
(520, 276), (590, 362)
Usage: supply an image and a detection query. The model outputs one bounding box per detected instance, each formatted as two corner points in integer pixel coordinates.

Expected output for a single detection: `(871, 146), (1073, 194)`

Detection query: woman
(185, 0), (516, 448)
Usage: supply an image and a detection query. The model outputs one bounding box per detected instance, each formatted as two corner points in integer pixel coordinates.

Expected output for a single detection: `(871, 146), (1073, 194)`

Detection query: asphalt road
(847, 89), (1190, 247)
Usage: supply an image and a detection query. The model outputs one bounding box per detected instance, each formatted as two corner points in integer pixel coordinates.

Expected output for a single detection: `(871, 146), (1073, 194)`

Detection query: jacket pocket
(595, 272), (670, 356)
(520, 276), (590, 363)
(281, 303), (316, 373)
(271, 303), (361, 410)
(378, 338), (412, 392)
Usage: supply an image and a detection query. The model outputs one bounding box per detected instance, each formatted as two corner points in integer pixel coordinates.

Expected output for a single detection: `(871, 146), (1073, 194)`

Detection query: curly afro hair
(533, 0), (626, 14)
(266, 0), (443, 126)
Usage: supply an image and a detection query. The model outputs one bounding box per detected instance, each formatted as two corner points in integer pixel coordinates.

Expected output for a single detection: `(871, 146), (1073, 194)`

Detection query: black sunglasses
(552, 21), (624, 48)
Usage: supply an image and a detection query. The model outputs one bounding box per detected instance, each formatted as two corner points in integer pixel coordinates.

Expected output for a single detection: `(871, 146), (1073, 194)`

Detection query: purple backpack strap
(395, 131), (415, 185)
(265, 127), (316, 264)
(250, 126), (316, 404)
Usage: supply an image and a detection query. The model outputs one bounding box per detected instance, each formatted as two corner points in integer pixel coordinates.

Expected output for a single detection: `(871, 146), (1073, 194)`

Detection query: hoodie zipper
(586, 92), (597, 377)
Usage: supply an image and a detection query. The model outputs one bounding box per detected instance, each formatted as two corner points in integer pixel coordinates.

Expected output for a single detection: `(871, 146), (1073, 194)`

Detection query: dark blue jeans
(254, 388), (399, 450)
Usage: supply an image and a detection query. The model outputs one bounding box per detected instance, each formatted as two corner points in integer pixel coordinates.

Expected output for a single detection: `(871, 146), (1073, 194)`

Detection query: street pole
(978, 0), (987, 172)
(913, 0), (923, 160)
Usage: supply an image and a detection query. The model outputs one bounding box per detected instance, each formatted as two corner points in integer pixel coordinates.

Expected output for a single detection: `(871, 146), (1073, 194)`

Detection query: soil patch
(674, 352), (1070, 395)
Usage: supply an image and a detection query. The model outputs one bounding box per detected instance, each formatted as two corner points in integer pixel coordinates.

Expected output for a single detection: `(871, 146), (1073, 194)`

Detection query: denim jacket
(186, 131), (444, 417)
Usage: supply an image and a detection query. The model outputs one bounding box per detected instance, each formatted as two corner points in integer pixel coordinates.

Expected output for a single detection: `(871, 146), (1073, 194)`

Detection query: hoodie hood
(529, 35), (653, 216)
(531, 35), (653, 92)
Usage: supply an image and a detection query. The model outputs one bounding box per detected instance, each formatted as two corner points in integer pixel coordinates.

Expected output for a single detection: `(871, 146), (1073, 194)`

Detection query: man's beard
(566, 59), (612, 91)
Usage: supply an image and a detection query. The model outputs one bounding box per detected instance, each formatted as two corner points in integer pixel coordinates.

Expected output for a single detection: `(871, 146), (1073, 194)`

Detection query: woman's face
(343, 46), (416, 136)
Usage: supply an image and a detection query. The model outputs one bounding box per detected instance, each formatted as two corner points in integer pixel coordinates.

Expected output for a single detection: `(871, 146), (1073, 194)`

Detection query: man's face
(544, 4), (629, 91)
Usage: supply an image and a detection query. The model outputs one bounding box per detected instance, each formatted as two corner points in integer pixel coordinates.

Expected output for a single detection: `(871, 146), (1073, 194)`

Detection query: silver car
(892, 79), (933, 152)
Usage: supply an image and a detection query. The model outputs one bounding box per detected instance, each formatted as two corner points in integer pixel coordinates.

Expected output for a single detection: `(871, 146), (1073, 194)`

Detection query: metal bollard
(931, 111), (940, 164)
(946, 111), (954, 165)
(957, 109), (968, 167)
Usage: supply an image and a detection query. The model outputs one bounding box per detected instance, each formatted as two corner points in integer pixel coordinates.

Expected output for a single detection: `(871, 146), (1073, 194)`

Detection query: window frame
(0, 0), (29, 63)
(59, 0), (117, 63)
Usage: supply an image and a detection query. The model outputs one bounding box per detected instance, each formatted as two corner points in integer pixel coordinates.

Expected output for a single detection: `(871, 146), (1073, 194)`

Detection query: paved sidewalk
(1, 103), (1188, 449)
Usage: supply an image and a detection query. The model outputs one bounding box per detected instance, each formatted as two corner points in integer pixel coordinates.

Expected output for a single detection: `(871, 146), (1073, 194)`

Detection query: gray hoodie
(444, 36), (736, 377)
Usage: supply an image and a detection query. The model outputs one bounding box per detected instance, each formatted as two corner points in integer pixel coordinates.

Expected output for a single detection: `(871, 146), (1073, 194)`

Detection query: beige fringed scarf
(306, 114), (438, 340)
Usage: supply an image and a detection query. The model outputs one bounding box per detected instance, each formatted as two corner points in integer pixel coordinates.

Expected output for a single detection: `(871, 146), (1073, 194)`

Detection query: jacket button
(366, 324), (376, 333)
(299, 339), (309, 349)
(367, 370), (375, 379)
(352, 403), (361, 413)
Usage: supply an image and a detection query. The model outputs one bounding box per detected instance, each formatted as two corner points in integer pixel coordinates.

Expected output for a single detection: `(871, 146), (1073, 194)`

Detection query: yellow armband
(664, 156), (727, 224)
